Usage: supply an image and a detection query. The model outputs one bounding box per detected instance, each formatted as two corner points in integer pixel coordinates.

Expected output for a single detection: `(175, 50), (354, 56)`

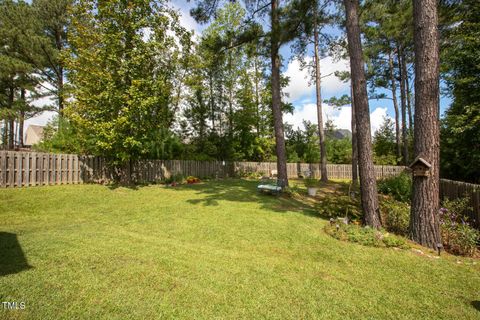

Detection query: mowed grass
(1, 179), (479, 319)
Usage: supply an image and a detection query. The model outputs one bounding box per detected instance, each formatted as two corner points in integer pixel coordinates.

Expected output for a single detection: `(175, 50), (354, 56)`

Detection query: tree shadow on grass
(472, 301), (480, 312)
(0, 232), (33, 277)
(173, 179), (325, 218)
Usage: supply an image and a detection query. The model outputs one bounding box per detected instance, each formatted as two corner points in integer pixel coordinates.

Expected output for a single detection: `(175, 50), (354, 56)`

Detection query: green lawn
(1, 179), (479, 319)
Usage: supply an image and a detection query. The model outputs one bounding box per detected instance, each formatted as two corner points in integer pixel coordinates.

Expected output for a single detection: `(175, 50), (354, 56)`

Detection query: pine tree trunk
(404, 54), (414, 133)
(254, 50), (261, 137)
(18, 89), (26, 148)
(314, 14), (328, 182)
(8, 119), (14, 150)
(55, 28), (64, 114)
(58, 65), (64, 114)
(8, 86), (14, 150)
(1, 120), (7, 149)
(209, 73), (215, 132)
(344, 0), (381, 228)
(410, 0), (442, 249)
(398, 44), (409, 165)
(271, 0), (288, 187)
(351, 85), (358, 185)
(388, 50), (401, 163)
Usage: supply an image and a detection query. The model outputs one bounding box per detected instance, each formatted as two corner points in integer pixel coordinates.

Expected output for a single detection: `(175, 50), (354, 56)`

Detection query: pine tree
(409, 0), (442, 249)
(343, 0), (381, 228)
(0, 0), (43, 149)
(189, 0), (311, 187)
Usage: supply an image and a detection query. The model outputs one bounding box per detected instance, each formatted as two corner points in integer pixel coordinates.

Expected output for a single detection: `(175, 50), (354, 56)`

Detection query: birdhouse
(409, 156), (432, 177)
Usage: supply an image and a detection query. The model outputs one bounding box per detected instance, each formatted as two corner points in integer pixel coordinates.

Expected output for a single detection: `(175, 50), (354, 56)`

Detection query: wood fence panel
(1, 151), (411, 188)
(440, 179), (480, 228)
(0, 151), (6, 187)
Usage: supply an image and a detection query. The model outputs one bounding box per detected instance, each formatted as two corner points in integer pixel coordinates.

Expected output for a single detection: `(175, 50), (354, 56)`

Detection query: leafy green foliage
(377, 172), (412, 202)
(325, 137), (352, 164)
(303, 178), (319, 188)
(33, 116), (83, 154)
(182, 3), (276, 162)
(325, 120), (352, 164)
(379, 198), (410, 236)
(316, 195), (363, 222)
(164, 173), (185, 185)
(0, 0), (50, 148)
(373, 117), (398, 165)
(440, 0), (480, 183)
(440, 198), (479, 256)
(325, 222), (408, 249)
(65, 0), (190, 163)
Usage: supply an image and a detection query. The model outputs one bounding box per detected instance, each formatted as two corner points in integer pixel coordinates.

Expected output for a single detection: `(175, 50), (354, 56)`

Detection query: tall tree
(362, 0), (414, 165)
(66, 0), (190, 163)
(290, 0), (334, 181)
(397, 43), (409, 165)
(190, 0), (311, 187)
(343, 0), (381, 228)
(373, 117), (397, 165)
(312, 1), (329, 181)
(350, 85), (358, 184)
(409, 0), (442, 249)
(0, 0), (43, 149)
(387, 49), (401, 162)
(439, 0), (480, 184)
(269, 0), (288, 187)
(31, 0), (69, 114)
(329, 70), (358, 184)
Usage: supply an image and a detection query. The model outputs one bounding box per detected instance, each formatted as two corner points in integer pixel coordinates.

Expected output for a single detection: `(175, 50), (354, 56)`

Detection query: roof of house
(27, 125), (45, 136)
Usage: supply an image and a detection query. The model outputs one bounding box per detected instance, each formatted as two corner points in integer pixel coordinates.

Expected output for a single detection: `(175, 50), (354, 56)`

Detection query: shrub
(186, 176), (200, 184)
(165, 173), (185, 185)
(377, 172), (412, 202)
(284, 185), (303, 197)
(304, 178), (319, 188)
(325, 222), (408, 249)
(247, 171), (264, 179)
(316, 196), (362, 221)
(379, 199), (410, 236)
(382, 234), (408, 248)
(236, 169), (264, 179)
(439, 197), (479, 256)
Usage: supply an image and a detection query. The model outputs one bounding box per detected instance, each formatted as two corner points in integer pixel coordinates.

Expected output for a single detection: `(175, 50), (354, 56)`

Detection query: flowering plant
(439, 198), (479, 256)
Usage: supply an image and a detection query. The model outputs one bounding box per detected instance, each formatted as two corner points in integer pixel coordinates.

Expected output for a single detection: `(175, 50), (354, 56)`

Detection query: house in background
(25, 125), (45, 146)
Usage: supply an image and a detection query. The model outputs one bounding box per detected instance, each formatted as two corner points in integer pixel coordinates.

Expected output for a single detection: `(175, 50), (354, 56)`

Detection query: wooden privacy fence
(235, 162), (406, 180)
(0, 151), (234, 187)
(0, 151), (407, 188)
(440, 179), (480, 228)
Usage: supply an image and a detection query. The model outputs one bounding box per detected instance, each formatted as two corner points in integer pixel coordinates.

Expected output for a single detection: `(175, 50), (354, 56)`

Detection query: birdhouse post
(409, 156), (432, 177)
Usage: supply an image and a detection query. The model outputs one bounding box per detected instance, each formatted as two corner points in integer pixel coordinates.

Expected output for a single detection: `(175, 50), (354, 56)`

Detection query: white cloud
(178, 9), (201, 34)
(369, 107), (391, 134)
(283, 56), (350, 102)
(170, 0), (203, 36)
(284, 102), (392, 135)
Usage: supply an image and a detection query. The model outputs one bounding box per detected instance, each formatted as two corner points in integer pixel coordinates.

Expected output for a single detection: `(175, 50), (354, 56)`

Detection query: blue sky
(27, 0), (452, 134)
